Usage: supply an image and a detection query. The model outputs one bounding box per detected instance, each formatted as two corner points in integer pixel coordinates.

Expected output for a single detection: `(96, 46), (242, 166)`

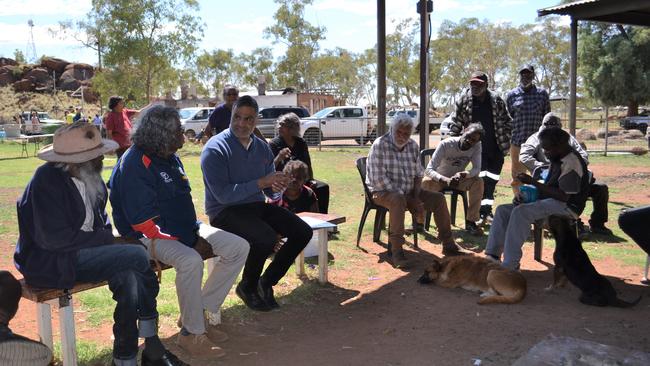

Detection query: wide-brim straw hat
(38, 123), (119, 163)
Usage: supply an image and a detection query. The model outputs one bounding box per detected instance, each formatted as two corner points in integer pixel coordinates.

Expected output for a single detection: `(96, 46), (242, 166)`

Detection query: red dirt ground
(3, 160), (650, 365)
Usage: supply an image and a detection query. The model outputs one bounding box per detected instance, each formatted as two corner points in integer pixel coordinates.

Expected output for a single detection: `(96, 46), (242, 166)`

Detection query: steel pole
(569, 17), (578, 136)
(419, 0), (429, 149)
(377, 0), (387, 136)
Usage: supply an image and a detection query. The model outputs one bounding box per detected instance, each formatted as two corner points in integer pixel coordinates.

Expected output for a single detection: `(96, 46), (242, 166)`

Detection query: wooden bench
(20, 212), (345, 366)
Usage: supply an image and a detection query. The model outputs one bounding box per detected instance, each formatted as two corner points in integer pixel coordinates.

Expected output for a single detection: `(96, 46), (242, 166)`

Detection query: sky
(0, 0), (567, 65)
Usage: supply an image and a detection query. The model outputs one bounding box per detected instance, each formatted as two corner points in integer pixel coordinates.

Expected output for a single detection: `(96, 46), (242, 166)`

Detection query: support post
(36, 302), (53, 350)
(377, 0), (387, 136)
(318, 228), (329, 284)
(59, 295), (78, 366)
(419, 0), (430, 149)
(604, 106), (609, 156)
(295, 250), (305, 277)
(569, 17), (578, 136)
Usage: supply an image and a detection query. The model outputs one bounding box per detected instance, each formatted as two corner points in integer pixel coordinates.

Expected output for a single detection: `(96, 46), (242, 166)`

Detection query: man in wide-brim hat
(14, 121), (187, 366)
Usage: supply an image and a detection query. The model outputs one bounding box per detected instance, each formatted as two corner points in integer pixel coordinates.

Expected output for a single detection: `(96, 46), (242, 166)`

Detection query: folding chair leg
(450, 194), (458, 226)
(373, 210), (386, 243)
(412, 215), (418, 248)
(356, 206), (371, 247)
(424, 211), (432, 231)
(533, 221), (544, 261)
(461, 193), (469, 225)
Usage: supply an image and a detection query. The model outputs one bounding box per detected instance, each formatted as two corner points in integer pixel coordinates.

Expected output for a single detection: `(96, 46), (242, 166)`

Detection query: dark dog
(549, 215), (641, 307)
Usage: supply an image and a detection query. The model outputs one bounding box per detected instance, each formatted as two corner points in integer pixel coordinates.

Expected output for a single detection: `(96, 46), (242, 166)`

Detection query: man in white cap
(14, 121), (186, 366)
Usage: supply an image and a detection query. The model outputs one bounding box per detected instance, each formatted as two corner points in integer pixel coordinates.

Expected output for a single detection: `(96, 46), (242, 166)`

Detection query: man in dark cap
(506, 64), (551, 195)
(449, 71), (512, 224)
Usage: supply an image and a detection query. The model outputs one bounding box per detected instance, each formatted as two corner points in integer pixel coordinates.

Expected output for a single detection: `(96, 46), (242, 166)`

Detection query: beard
(60, 160), (106, 210)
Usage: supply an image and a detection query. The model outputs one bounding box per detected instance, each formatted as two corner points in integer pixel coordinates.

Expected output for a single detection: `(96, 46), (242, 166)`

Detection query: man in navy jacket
(14, 122), (184, 366)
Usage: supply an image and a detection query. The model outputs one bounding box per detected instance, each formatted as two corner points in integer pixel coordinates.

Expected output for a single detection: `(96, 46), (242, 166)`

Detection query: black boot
(236, 282), (272, 312)
(141, 350), (188, 366)
(258, 277), (280, 309)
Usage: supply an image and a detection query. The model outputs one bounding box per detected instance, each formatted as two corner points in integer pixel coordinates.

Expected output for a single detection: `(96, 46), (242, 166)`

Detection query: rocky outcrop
(13, 79), (35, 92)
(62, 63), (94, 80)
(0, 57), (18, 67)
(576, 128), (596, 141)
(40, 57), (69, 74)
(25, 67), (52, 85)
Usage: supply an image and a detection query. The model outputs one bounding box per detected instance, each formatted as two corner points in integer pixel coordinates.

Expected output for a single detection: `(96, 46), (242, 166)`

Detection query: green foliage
(579, 24), (650, 114)
(62, 0), (204, 104)
(12, 49), (26, 64)
(264, 0), (326, 90)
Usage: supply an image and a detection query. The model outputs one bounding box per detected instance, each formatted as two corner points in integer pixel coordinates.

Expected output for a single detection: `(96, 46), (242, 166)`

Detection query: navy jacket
(14, 163), (114, 289)
(109, 146), (200, 247)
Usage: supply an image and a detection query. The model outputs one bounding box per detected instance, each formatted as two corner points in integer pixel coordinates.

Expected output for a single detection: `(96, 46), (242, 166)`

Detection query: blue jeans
(75, 244), (159, 360)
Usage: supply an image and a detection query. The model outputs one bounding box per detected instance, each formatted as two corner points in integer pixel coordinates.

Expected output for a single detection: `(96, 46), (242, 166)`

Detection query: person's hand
(449, 175), (461, 188)
(441, 177), (453, 186)
(259, 172), (290, 191)
(277, 147), (292, 162)
(513, 192), (523, 206)
(517, 173), (534, 185)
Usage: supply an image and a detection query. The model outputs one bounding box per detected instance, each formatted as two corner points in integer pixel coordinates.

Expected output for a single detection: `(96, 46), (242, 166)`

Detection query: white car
(179, 107), (213, 139)
(439, 113), (455, 139)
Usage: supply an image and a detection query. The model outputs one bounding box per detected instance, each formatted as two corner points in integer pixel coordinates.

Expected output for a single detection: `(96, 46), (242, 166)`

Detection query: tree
(195, 49), (246, 97)
(13, 49), (26, 64)
(264, 0), (326, 90)
(579, 23), (650, 115)
(238, 47), (276, 91)
(60, 0), (204, 104)
(385, 19), (419, 105)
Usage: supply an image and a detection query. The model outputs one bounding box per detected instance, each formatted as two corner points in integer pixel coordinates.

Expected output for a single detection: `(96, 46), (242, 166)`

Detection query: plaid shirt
(366, 134), (423, 194)
(450, 89), (512, 155)
(506, 85), (550, 146)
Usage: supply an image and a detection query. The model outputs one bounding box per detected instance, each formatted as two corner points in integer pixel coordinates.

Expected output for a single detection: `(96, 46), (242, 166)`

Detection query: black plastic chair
(419, 148), (469, 229)
(355, 157), (417, 248)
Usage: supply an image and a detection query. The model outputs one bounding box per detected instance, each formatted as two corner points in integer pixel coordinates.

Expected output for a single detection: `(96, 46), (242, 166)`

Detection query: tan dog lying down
(418, 255), (527, 305)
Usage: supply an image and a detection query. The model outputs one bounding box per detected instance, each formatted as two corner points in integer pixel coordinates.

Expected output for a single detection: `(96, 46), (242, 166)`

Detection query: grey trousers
(485, 199), (574, 270)
(141, 224), (249, 335)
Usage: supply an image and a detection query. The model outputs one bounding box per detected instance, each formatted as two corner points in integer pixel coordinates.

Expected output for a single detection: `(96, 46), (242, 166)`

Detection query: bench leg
(59, 295), (78, 366)
(37, 302), (53, 350)
(643, 255), (650, 283)
(295, 250), (305, 277)
(318, 228), (329, 284)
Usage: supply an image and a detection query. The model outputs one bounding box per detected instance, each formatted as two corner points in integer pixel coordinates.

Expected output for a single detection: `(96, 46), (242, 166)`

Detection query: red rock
(13, 79), (35, 92)
(40, 57), (69, 74)
(25, 67), (52, 85)
(58, 77), (81, 91)
(0, 57), (18, 67)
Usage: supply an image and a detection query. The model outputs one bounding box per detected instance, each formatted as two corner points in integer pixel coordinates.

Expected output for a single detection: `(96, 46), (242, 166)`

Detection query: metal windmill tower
(26, 19), (37, 63)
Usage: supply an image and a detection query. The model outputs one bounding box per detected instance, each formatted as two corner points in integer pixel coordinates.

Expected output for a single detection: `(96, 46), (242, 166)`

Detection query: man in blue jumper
(109, 106), (249, 359)
(201, 95), (313, 312)
(14, 122), (184, 366)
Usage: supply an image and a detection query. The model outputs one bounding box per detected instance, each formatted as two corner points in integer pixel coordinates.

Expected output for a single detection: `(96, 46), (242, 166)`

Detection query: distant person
(0, 271), (53, 366)
(92, 113), (102, 131)
(201, 96), (313, 312)
(506, 65), (551, 194)
(14, 122), (185, 366)
(449, 71), (512, 224)
(105, 96), (151, 159)
(65, 107), (75, 124)
(72, 107), (83, 123)
(30, 111), (41, 134)
(422, 123), (485, 236)
(204, 85), (239, 138)
(280, 160), (319, 214)
(269, 112), (330, 213)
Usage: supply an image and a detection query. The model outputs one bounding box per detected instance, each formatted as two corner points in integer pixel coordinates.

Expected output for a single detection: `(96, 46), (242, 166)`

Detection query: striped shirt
(506, 85), (551, 146)
(366, 134), (423, 194)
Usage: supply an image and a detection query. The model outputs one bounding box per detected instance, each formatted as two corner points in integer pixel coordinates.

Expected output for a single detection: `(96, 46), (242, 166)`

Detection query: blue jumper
(201, 128), (277, 219)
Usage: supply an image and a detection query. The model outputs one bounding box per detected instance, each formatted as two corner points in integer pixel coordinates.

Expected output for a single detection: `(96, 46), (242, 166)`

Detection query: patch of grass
(53, 340), (113, 366)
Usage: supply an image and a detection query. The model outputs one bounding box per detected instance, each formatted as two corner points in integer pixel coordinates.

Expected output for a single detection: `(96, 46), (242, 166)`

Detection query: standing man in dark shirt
(205, 85), (239, 138)
(450, 71), (512, 223)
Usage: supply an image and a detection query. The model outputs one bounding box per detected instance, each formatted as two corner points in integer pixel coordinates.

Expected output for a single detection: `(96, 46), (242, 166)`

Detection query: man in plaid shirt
(506, 65), (551, 194)
(450, 71), (512, 223)
(367, 116), (468, 268)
